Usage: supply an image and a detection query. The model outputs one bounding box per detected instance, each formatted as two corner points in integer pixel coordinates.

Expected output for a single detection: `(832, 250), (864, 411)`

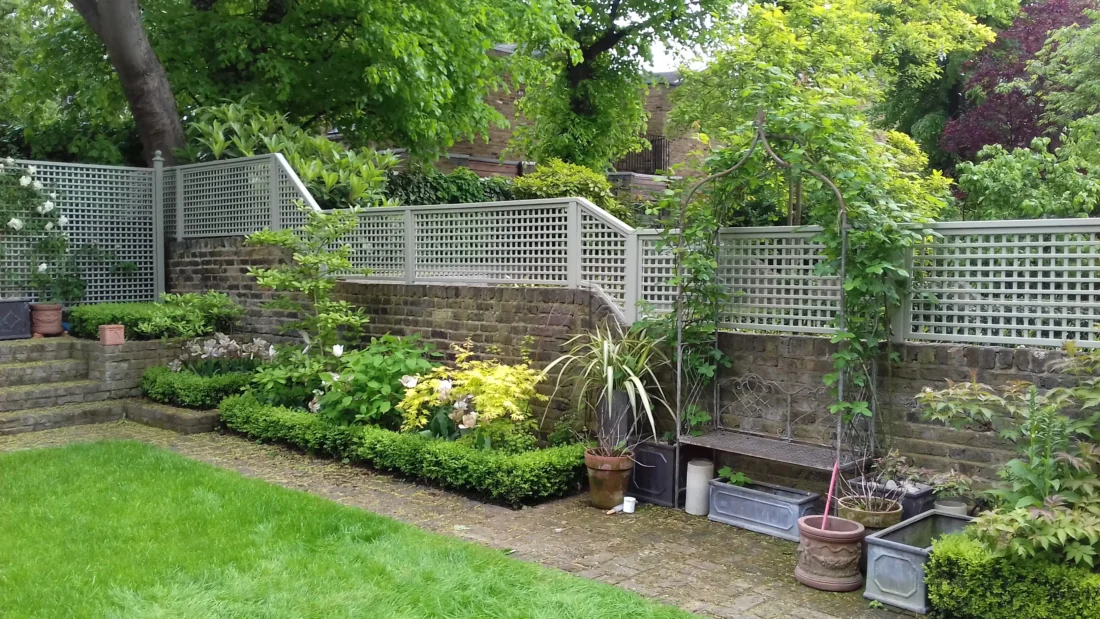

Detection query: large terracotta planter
(795, 515), (865, 592)
(837, 496), (903, 530)
(29, 303), (64, 336)
(585, 449), (633, 509)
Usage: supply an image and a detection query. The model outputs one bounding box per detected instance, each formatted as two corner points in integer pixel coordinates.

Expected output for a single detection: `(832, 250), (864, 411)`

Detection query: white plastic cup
(622, 496), (637, 513)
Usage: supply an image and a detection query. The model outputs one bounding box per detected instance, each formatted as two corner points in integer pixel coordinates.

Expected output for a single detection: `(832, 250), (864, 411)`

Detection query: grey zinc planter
(864, 510), (973, 614)
(708, 478), (820, 542)
(629, 441), (685, 507)
(0, 299), (30, 340)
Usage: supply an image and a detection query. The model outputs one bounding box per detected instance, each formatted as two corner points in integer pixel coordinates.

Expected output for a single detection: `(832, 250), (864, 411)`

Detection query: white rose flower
(41, 201), (53, 213)
(26, 165), (36, 175)
(19, 176), (30, 186)
(49, 192), (57, 199)
(332, 344), (344, 358)
(57, 215), (68, 227)
(32, 181), (42, 190)
(3, 157), (13, 165)
(44, 222), (53, 231)
(6, 217), (22, 230)
(37, 263), (47, 273)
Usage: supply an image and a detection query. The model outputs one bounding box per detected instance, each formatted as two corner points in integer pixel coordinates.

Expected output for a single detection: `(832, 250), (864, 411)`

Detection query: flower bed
(219, 395), (587, 507)
(926, 534), (1100, 619)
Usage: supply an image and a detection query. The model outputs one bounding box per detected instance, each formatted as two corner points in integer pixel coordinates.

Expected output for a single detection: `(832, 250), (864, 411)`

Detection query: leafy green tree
(515, 0), (727, 170)
(8, 0), (575, 164)
(1030, 9), (1100, 153)
(957, 136), (1100, 219)
(670, 0), (950, 425)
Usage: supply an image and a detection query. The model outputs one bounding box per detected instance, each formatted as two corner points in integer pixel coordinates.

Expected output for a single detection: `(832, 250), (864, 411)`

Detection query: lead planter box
(0, 299), (30, 340)
(629, 442), (686, 507)
(864, 510), (972, 614)
(708, 478), (820, 542)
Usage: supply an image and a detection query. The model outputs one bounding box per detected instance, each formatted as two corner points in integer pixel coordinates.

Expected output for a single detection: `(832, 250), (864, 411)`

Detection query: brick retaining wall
(168, 236), (1057, 482)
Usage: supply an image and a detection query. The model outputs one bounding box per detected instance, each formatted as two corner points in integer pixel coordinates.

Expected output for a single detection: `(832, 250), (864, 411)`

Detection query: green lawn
(0, 441), (690, 618)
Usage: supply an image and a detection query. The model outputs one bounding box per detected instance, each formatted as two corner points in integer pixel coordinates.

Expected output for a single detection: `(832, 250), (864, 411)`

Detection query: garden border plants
(141, 365), (252, 410)
(925, 534), (1100, 619)
(219, 395), (587, 507)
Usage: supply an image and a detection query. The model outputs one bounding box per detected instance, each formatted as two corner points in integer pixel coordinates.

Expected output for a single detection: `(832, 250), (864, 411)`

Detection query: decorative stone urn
(98, 324), (125, 346)
(794, 515), (865, 592)
(585, 449), (634, 509)
(29, 303), (64, 337)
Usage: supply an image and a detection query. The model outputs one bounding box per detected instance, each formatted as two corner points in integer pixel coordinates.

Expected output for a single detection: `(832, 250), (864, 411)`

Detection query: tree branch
(68, 0), (103, 37)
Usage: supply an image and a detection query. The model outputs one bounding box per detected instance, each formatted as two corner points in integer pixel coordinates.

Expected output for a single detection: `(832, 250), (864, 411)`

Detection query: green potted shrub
(544, 325), (670, 509)
(0, 161), (62, 339)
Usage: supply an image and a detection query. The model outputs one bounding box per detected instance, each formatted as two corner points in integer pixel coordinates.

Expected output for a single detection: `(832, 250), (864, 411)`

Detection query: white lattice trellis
(717, 227), (840, 334)
(412, 202), (570, 283)
(906, 219), (1100, 347)
(348, 209), (407, 280)
(1, 160), (157, 303)
(579, 205), (630, 308)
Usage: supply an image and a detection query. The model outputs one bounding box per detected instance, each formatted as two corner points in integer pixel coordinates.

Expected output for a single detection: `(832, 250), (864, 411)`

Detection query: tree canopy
(514, 0), (727, 170)
(5, 0), (576, 163)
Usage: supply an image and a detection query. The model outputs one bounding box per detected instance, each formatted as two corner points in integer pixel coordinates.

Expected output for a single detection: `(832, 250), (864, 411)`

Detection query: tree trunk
(69, 0), (185, 165)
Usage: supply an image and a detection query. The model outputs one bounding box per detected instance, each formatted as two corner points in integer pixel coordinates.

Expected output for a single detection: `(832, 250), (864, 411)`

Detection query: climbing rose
(37, 263), (47, 273)
(6, 218), (22, 230)
(57, 215), (68, 227)
(18, 176), (30, 186)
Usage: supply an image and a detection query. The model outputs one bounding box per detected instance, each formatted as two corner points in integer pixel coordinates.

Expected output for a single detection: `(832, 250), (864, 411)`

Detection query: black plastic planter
(0, 299), (30, 340)
(629, 441), (686, 507)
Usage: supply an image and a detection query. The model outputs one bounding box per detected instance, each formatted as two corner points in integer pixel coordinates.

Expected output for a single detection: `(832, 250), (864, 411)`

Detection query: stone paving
(0, 422), (902, 619)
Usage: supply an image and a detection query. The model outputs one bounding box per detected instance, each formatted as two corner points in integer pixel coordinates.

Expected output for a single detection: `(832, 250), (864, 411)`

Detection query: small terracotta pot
(585, 449), (634, 509)
(98, 324), (125, 346)
(795, 515), (865, 592)
(837, 495), (903, 530)
(29, 303), (64, 336)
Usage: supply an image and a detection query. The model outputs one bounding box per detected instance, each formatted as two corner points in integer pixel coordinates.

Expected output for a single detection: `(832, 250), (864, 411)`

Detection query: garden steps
(0, 401), (124, 436)
(0, 359), (89, 388)
(0, 379), (109, 413)
(0, 399), (219, 437)
(0, 338), (81, 363)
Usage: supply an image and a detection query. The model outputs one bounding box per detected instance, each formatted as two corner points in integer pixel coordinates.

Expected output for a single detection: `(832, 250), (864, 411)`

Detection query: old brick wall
(168, 236), (1053, 480)
(712, 332), (1067, 486)
(166, 236), (620, 418)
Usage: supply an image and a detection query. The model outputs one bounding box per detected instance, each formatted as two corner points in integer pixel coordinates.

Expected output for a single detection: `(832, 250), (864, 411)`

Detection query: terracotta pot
(29, 303), (64, 336)
(794, 515), (865, 592)
(837, 495), (903, 530)
(98, 324), (125, 346)
(585, 449), (634, 509)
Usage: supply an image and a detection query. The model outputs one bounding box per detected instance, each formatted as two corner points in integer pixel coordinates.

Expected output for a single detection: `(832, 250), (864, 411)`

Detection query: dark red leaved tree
(941, 0), (1093, 160)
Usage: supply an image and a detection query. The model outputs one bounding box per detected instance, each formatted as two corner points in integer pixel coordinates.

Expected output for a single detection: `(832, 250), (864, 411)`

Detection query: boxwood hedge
(926, 533), (1100, 619)
(218, 395), (587, 507)
(141, 366), (251, 410)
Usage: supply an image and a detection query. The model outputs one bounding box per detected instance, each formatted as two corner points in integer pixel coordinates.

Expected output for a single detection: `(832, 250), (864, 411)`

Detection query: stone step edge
(0, 399), (218, 437)
(0, 359), (90, 386)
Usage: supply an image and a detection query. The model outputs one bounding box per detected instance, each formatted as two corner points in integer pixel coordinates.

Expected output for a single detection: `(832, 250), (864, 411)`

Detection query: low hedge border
(70, 303), (160, 339)
(926, 533), (1100, 619)
(141, 366), (252, 410)
(219, 395), (587, 507)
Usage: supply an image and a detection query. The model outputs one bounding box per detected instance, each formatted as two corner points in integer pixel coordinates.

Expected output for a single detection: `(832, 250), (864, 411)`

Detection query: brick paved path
(0, 422), (899, 619)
